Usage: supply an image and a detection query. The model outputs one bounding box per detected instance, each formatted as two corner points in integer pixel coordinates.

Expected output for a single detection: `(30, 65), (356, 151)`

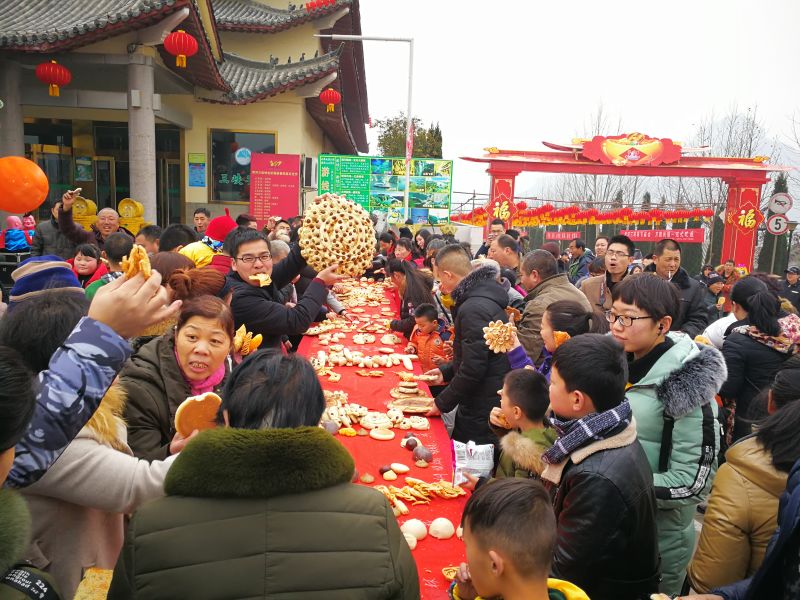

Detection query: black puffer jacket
(436, 266), (510, 444)
(645, 265), (708, 338)
(545, 423), (660, 600)
(227, 244), (328, 350)
(719, 314), (800, 440)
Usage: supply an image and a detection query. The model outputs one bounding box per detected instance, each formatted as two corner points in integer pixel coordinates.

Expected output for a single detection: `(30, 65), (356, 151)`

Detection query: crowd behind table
(2, 196), (800, 599)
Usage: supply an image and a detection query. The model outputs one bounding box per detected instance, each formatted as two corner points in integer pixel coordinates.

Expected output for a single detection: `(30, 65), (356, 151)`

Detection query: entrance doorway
(157, 158), (182, 225)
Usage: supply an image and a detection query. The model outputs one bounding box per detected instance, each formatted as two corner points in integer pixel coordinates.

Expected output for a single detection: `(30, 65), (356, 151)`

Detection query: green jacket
(108, 427), (420, 600)
(0, 490), (62, 600)
(496, 427), (556, 479)
(625, 332), (726, 595)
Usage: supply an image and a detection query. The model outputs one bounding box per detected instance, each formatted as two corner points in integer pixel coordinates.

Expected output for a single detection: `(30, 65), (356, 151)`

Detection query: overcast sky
(359, 0), (800, 210)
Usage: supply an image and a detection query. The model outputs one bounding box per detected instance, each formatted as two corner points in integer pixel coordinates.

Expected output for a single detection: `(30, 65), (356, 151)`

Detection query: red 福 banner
(249, 153), (301, 227)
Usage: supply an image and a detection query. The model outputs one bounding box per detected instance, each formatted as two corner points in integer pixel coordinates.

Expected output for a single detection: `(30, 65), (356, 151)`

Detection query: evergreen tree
(757, 173), (790, 274)
(375, 113), (443, 158)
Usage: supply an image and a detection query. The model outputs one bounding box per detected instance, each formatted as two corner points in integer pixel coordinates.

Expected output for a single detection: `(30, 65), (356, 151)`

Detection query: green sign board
(318, 155), (453, 222)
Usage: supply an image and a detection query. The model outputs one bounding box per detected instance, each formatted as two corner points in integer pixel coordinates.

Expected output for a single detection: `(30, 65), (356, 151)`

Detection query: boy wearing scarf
(542, 334), (660, 600)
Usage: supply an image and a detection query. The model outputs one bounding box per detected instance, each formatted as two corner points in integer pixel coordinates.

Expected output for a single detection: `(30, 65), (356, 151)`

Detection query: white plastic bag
(453, 440), (494, 486)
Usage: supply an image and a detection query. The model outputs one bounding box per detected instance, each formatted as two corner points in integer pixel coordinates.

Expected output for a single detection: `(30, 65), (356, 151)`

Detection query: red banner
(620, 228), (705, 243)
(249, 153), (301, 227)
(545, 231), (584, 241)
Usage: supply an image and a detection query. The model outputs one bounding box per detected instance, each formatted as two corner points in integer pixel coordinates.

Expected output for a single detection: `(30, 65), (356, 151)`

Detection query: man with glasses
(581, 234), (635, 318)
(226, 228), (344, 351)
(644, 238), (708, 339)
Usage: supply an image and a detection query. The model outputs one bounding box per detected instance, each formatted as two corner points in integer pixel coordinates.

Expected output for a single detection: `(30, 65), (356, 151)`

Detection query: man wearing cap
(58, 190), (133, 250)
(702, 272), (727, 324)
(179, 210), (238, 268)
(6, 255), (85, 310)
(782, 267), (800, 313)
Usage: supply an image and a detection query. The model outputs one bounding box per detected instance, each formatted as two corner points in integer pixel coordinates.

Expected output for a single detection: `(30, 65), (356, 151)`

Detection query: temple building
(0, 0), (369, 225)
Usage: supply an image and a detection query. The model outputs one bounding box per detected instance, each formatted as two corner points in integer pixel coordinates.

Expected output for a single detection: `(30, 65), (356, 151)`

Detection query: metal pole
(315, 34), (415, 221)
(404, 39), (414, 222)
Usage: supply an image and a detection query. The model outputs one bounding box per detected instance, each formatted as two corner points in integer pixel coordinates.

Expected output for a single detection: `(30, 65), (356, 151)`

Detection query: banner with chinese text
(249, 154), (301, 227)
(620, 228), (705, 243)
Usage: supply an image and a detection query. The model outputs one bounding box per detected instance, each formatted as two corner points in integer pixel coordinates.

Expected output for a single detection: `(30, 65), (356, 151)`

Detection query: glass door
(29, 144), (73, 220)
(94, 156), (116, 211)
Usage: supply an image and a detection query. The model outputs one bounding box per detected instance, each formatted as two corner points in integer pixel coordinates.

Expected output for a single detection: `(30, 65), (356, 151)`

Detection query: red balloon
(0, 156), (49, 213)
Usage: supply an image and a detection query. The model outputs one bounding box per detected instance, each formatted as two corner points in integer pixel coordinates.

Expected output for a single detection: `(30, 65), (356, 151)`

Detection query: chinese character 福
(738, 209), (756, 229)
(493, 201), (510, 221)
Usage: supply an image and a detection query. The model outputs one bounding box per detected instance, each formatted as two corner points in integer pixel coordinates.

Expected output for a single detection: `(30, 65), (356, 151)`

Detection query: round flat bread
(175, 392), (222, 437)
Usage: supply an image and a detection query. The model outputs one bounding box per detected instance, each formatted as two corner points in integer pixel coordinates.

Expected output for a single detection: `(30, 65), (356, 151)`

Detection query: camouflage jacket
(4, 317), (131, 489)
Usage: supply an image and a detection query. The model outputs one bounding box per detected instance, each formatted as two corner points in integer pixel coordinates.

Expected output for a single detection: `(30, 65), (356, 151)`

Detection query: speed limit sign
(767, 213), (790, 235)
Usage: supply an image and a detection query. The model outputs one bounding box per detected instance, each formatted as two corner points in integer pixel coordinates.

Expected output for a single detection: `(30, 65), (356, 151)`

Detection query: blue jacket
(715, 457), (800, 599)
(4, 317), (131, 489)
(0, 228), (31, 252)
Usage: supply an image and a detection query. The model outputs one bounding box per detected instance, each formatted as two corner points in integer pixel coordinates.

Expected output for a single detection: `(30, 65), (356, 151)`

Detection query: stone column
(128, 53), (157, 224)
(0, 59), (25, 157)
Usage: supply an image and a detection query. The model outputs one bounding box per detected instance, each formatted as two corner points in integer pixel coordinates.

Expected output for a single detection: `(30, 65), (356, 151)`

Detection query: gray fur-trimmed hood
(654, 343), (727, 419)
(451, 264), (507, 307)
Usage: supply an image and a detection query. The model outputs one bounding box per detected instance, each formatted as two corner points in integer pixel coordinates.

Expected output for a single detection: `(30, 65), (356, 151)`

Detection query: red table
(298, 285), (466, 599)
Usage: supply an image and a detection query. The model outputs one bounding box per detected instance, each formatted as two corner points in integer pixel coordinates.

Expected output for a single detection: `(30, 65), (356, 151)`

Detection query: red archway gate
(461, 134), (789, 270)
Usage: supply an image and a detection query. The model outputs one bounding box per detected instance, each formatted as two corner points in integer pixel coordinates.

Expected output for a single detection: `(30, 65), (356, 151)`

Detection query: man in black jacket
(543, 334), (660, 600)
(425, 244), (511, 445)
(782, 266), (800, 313)
(226, 229), (343, 350)
(646, 238), (708, 338)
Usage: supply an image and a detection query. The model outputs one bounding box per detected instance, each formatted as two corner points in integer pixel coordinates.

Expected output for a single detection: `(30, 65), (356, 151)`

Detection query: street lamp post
(315, 33), (415, 221)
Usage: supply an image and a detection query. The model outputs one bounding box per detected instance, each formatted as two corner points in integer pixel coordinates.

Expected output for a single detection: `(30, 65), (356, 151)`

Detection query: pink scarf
(175, 348), (227, 396)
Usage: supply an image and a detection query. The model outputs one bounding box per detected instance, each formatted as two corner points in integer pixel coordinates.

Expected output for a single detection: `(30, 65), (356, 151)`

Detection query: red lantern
(35, 60), (71, 97)
(163, 30), (198, 68)
(0, 157), (49, 213)
(319, 87), (341, 113)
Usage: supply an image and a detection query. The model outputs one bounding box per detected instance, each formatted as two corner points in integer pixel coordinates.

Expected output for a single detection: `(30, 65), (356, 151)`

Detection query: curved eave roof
(213, 0), (352, 32)
(0, 0), (189, 51)
(207, 46), (340, 104)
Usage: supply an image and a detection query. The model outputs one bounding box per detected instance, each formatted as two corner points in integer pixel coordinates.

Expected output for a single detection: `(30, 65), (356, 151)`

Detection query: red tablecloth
(298, 285), (466, 599)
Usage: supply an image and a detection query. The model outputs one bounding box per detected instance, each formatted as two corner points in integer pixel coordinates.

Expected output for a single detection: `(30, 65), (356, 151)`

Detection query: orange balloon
(0, 156), (49, 213)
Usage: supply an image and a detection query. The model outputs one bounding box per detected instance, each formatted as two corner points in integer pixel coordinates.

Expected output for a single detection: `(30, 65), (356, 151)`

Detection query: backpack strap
(658, 414), (675, 473)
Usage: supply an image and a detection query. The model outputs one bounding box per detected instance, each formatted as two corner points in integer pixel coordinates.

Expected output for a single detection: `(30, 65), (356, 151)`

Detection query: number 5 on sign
(767, 213), (789, 236)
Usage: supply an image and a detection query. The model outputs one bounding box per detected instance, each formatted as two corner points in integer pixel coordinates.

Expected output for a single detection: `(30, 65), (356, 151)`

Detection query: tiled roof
(213, 0), (352, 32)
(0, 0), (186, 50)
(216, 47), (341, 104)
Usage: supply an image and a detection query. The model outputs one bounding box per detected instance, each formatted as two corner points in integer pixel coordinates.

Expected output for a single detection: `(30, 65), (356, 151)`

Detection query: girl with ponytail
(720, 276), (800, 441)
(689, 355), (800, 593)
(505, 300), (609, 382)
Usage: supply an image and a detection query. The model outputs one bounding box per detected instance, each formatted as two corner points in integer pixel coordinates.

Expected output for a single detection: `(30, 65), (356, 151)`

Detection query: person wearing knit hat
(8, 255), (84, 310)
(179, 209), (238, 268)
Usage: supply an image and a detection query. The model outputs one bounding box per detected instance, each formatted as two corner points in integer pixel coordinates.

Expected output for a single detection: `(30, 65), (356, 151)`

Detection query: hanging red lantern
(319, 87), (341, 113)
(35, 60), (71, 97)
(163, 30), (198, 68)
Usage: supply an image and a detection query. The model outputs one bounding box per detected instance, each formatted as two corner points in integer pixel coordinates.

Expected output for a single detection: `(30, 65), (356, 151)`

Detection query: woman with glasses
(225, 228), (345, 352)
(608, 273), (726, 596)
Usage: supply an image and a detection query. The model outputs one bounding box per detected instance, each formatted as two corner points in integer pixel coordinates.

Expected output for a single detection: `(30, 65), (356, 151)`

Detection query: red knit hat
(205, 209), (237, 243)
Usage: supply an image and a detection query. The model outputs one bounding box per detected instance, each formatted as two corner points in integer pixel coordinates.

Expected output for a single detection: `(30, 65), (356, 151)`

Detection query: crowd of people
(2, 198), (800, 600)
